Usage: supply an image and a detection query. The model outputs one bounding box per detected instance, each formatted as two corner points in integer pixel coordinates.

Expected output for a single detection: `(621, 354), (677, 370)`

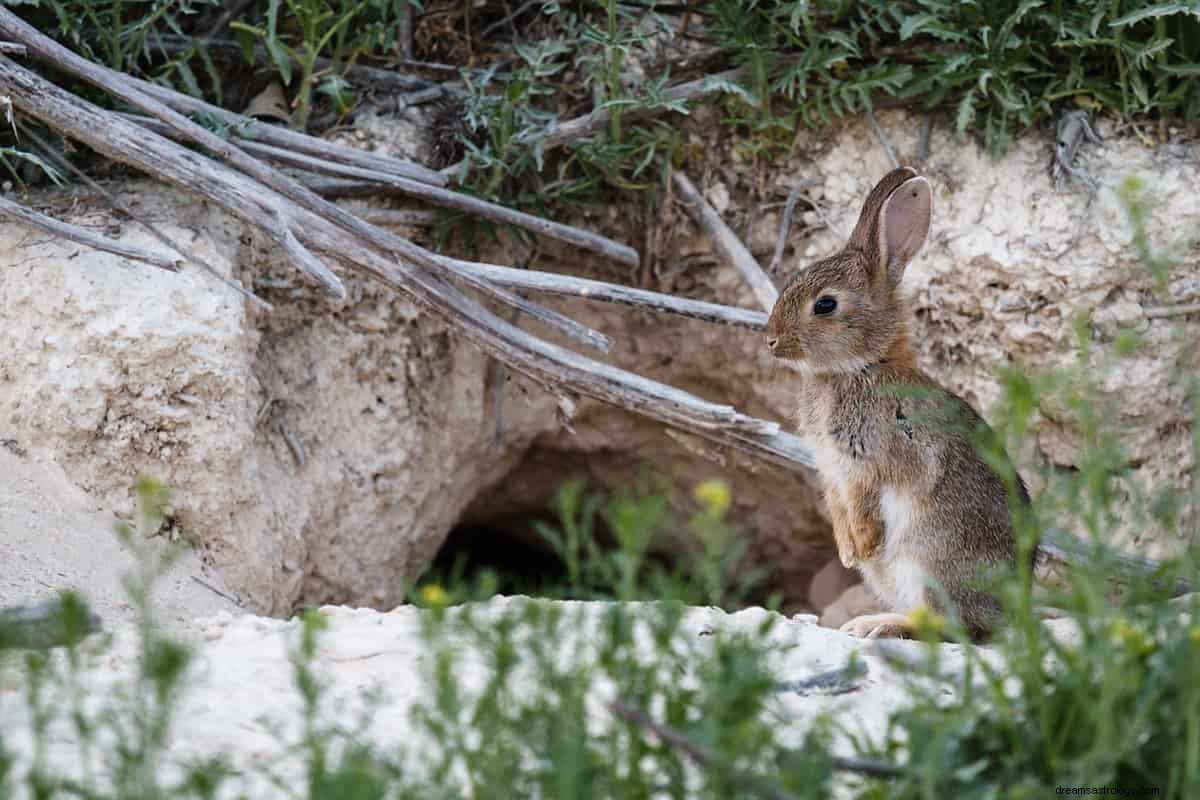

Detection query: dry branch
(129, 80), (447, 187)
(672, 170), (779, 312)
(440, 255), (768, 330)
(0, 193), (181, 272)
(767, 178), (820, 275)
(161, 125), (640, 269)
(610, 699), (900, 789)
(0, 32), (823, 473)
(19, 121), (270, 310)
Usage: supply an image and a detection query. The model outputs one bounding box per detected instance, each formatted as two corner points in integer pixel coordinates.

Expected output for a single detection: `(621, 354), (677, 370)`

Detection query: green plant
(230, 0), (412, 128)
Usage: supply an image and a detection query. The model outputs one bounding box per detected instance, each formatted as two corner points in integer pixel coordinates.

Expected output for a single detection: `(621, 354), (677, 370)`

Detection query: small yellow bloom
(1188, 626), (1200, 646)
(692, 479), (731, 515)
(905, 605), (946, 636)
(420, 584), (450, 608)
(1109, 618), (1156, 656)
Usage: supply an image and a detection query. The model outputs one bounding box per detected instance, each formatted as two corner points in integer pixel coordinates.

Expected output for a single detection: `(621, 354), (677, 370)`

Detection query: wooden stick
(439, 255), (768, 330)
(866, 109), (899, 170)
(355, 208), (440, 226)
(127, 82), (447, 187)
(126, 112), (639, 270)
(222, 134), (641, 269)
(19, 121), (271, 310)
(448, 268), (613, 353)
(611, 700), (803, 800)
(0, 193), (182, 272)
(767, 179), (819, 275)
(1145, 301), (1200, 319)
(672, 170), (779, 312)
(611, 700), (900, 788)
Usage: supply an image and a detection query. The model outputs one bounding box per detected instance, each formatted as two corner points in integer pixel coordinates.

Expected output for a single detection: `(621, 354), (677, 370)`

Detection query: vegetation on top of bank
(7, 1), (1200, 202)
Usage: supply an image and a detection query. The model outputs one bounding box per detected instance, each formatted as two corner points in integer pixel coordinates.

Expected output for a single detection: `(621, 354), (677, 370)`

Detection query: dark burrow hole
(423, 512), (775, 609)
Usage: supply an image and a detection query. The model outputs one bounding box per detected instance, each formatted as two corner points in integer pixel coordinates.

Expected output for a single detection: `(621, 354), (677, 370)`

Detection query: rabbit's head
(766, 167), (932, 372)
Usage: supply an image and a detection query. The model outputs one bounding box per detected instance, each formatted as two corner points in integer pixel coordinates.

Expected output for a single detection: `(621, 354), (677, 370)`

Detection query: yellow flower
(1109, 618), (1156, 656)
(1188, 626), (1200, 646)
(692, 480), (731, 515)
(905, 605), (946, 636)
(419, 584), (450, 608)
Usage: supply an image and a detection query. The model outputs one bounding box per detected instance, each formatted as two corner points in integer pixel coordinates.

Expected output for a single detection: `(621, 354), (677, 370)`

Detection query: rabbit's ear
(847, 167), (919, 255)
(877, 175), (931, 285)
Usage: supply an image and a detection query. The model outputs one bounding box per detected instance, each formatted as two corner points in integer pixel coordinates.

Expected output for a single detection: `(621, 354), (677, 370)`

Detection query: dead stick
(19, 121), (270, 310)
(1145, 302), (1200, 319)
(611, 700), (900, 788)
(672, 170), (778, 311)
(439, 255), (768, 330)
(127, 112), (638, 270)
(222, 133), (640, 269)
(610, 700), (803, 800)
(767, 178), (819, 275)
(0, 193), (181, 271)
(126, 83), (445, 187)
(866, 109), (899, 169)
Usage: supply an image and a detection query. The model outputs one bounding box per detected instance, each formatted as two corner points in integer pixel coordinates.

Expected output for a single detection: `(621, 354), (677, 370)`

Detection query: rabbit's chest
(796, 386), (879, 481)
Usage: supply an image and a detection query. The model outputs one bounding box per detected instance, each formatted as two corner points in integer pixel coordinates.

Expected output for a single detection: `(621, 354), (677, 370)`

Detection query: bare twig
(1036, 528), (1191, 596)
(216, 134), (641, 269)
(126, 83), (446, 187)
(866, 109), (899, 169)
(190, 574), (242, 606)
(611, 700), (803, 800)
(397, 0), (414, 60)
(439, 255), (768, 330)
(916, 114), (933, 163)
(0, 192), (181, 271)
(131, 109), (639, 268)
(0, 41), (24, 54)
(1052, 110), (1101, 190)
(481, 0), (541, 38)
(355, 208), (440, 227)
(672, 170), (779, 311)
(0, 597), (101, 650)
(19, 121), (271, 310)
(767, 178), (819, 275)
(611, 699), (900, 789)
(1145, 301), (1200, 319)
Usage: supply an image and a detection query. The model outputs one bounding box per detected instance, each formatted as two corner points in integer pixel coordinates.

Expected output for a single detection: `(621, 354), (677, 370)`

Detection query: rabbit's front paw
(839, 613), (912, 640)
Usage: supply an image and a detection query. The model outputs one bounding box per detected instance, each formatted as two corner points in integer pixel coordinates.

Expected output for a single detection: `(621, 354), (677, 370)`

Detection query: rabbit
(765, 167), (1029, 640)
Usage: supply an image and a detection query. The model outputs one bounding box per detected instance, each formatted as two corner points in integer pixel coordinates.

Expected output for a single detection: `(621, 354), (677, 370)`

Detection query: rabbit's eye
(813, 296), (838, 316)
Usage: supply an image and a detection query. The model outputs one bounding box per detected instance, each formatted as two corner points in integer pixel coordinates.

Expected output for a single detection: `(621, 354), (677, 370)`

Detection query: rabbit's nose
(766, 337), (779, 351)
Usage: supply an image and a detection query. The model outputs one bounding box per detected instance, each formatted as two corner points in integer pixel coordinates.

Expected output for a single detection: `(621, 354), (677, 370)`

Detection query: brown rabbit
(765, 167), (1029, 640)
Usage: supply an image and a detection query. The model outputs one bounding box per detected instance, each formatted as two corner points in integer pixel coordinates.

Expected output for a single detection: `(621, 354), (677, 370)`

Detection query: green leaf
(956, 87), (978, 134)
(264, 37), (293, 86)
(1110, 2), (1200, 28)
(1161, 62), (1200, 75)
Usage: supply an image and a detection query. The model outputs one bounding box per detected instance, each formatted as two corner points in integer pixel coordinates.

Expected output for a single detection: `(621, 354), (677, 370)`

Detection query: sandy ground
(0, 448), (239, 630)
